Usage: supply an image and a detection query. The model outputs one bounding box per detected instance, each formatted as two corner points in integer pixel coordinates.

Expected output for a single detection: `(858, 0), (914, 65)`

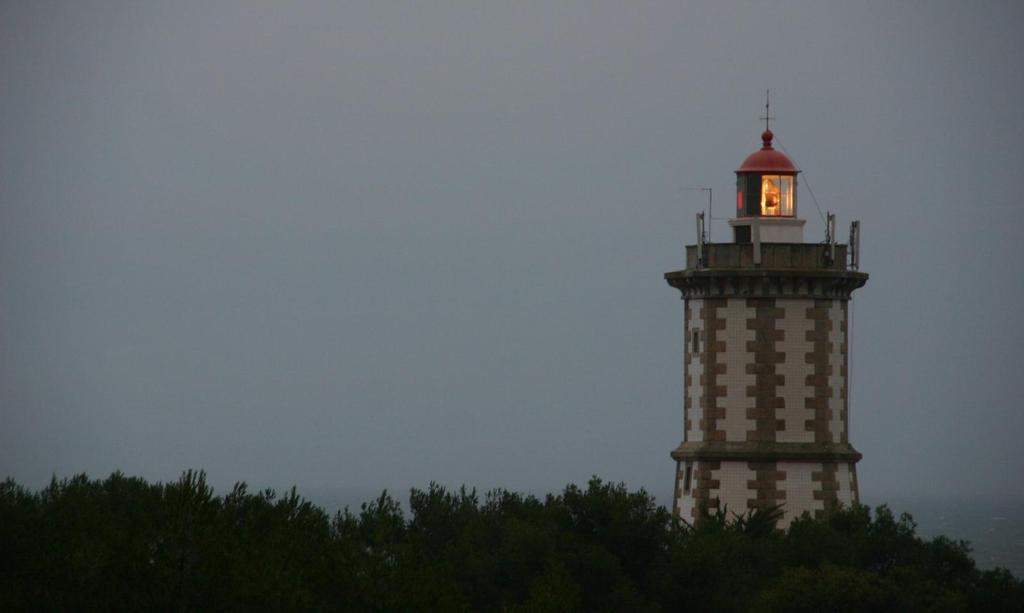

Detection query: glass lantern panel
(761, 175), (781, 216)
(747, 175), (759, 216)
(780, 175), (793, 216)
(736, 177), (744, 213)
(760, 175), (794, 216)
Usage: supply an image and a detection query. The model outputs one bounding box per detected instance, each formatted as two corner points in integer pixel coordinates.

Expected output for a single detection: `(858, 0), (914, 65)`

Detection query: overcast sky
(1, 1), (1021, 504)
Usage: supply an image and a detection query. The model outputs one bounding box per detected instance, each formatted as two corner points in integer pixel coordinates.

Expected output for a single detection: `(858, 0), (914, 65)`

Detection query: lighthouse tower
(666, 123), (868, 527)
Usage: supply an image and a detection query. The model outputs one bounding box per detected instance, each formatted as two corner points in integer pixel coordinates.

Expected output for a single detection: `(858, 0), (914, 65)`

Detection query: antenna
(824, 212), (836, 264)
(849, 221), (860, 270)
(695, 212), (706, 267)
(759, 89), (775, 131)
(699, 187), (712, 242)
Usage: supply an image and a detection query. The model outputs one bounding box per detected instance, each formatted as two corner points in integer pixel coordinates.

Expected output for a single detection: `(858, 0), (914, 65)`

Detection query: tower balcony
(667, 243), (867, 301)
(685, 242), (849, 271)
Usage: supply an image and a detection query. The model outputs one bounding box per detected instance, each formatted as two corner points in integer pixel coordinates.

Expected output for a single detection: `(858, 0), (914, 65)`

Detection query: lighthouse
(666, 121), (868, 527)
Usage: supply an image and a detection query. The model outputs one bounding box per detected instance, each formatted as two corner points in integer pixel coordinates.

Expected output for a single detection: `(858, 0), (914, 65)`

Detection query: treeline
(1, 472), (1021, 612)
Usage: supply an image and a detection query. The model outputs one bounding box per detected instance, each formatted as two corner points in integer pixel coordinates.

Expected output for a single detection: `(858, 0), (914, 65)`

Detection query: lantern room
(729, 128), (805, 244)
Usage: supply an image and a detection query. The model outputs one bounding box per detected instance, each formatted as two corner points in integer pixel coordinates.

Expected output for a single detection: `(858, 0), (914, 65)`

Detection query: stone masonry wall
(775, 300), (816, 442)
(683, 297), (848, 446)
(676, 296), (855, 525)
(716, 301), (757, 441)
(684, 300), (704, 443)
(677, 460), (859, 526)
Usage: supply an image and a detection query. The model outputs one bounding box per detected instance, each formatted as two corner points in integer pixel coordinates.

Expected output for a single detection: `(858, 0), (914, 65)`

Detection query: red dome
(735, 129), (798, 174)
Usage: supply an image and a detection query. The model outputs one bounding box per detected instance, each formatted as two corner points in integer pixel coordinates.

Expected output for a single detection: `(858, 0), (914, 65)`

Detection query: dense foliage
(1, 471), (1021, 612)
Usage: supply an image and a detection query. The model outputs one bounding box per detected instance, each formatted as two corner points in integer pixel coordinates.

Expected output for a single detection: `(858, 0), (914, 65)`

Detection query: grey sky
(1, 1), (1021, 503)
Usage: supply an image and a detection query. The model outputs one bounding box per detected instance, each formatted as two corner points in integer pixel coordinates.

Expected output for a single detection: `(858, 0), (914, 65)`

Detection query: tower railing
(685, 242), (850, 270)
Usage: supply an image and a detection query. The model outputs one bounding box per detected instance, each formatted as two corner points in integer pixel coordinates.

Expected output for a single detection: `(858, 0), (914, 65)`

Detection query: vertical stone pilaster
(812, 462), (840, 517)
(805, 300), (834, 443)
(691, 460), (721, 519)
(776, 299), (815, 442)
(701, 299), (728, 442)
(746, 461), (786, 511)
(849, 463), (860, 504)
(745, 298), (785, 443)
(829, 301), (846, 443)
(839, 301), (849, 443)
(673, 460), (683, 517)
(684, 301), (693, 438)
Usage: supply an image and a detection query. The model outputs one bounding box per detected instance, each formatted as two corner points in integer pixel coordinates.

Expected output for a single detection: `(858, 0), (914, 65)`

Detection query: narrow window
(684, 463), (693, 494)
(692, 331), (700, 354)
